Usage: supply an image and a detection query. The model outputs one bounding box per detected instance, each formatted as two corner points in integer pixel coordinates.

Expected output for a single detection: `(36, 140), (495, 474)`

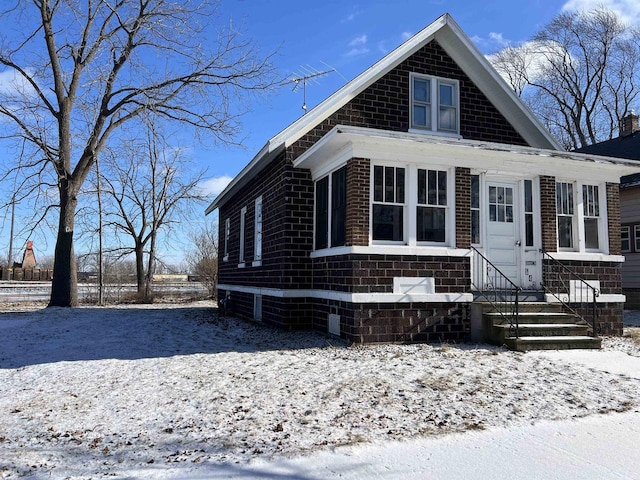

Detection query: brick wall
(607, 182), (621, 256)
(216, 152), (320, 292)
(288, 40), (528, 163)
(218, 288), (313, 330)
(350, 302), (469, 343)
(346, 157), (370, 246)
(540, 175), (557, 252)
(455, 167), (471, 249)
(312, 254), (470, 294)
(542, 259), (621, 295)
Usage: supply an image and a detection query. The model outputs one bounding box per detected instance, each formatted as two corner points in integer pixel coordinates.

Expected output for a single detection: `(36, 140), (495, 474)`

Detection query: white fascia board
(204, 142), (284, 215)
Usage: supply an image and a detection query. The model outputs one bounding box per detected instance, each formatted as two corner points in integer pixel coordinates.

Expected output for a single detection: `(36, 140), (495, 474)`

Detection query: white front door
(486, 181), (520, 286)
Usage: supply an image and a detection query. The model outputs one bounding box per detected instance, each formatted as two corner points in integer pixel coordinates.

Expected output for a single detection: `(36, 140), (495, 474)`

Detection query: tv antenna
(284, 64), (336, 114)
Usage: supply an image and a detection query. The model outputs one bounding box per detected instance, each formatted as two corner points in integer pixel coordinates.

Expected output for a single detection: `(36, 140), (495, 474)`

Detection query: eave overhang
(294, 125), (640, 183)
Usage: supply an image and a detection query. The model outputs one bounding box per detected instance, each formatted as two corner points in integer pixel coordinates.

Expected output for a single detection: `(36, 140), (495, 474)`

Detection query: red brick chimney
(621, 110), (640, 137)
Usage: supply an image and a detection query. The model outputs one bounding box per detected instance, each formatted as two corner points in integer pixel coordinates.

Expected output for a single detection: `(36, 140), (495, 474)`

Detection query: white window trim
(634, 225), (640, 252)
(621, 225), (631, 253)
(223, 217), (230, 262)
(409, 73), (460, 137)
(370, 162), (455, 247)
(238, 206), (247, 268)
(253, 196), (263, 266)
(556, 180), (608, 254)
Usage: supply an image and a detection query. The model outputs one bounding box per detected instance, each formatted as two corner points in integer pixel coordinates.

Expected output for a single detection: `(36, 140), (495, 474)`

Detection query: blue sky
(2, 0), (639, 266)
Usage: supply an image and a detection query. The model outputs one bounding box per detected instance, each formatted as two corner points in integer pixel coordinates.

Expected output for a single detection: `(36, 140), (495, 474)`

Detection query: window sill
(408, 128), (462, 139)
(223, 255), (229, 262)
(252, 260), (262, 267)
(547, 252), (625, 263)
(238, 262), (246, 269)
(310, 245), (469, 258)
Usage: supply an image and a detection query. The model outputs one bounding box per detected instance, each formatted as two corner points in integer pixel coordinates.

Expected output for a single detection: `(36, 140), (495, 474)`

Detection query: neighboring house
(205, 14), (640, 344)
(576, 112), (640, 308)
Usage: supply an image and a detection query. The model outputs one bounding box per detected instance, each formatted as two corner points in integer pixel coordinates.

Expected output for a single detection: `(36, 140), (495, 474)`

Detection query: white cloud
(472, 32), (511, 51)
(199, 175), (232, 196)
(401, 31), (413, 41)
(0, 68), (37, 97)
(562, 0), (640, 25)
(346, 34), (369, 56)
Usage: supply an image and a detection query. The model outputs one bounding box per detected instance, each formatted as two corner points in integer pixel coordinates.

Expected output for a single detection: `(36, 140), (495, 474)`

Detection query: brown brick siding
(540, 175), (557, 252)
(455, 167), (471, 248)
(607, 183), (621, 256)
(218, 152), (314, 291)
(312, 254), (470, 294)
(287, 40), (527, 164)
(349, 302), (469, 343)
(542, 260), (621, 295)
(346, 158), (370, 246)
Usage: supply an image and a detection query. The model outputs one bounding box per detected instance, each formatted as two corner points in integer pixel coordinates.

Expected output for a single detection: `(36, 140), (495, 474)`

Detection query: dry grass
(624, 327), (640, 347)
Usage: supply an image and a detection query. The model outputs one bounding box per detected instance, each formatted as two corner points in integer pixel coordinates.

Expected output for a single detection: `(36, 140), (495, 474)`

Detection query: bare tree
(0, 0), (277, 306)
(186, 224), (218, 299)
(491, 8), (640, 149)
(100, 117), (205, 302)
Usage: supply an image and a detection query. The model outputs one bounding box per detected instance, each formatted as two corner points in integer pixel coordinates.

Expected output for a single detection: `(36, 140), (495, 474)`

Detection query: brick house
(205, 14), (640, 345)
(576, 112), (640, 308)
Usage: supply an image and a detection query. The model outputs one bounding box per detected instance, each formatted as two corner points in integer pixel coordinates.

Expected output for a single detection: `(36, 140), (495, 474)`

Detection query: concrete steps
(475, 301), (601, 351)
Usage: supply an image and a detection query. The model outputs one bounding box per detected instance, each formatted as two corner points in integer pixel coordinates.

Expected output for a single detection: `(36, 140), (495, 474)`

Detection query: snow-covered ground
(0, 301), (639, 479)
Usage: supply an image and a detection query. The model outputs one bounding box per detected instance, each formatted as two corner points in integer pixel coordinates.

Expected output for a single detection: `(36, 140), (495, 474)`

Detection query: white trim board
(218, 284), (473, 304)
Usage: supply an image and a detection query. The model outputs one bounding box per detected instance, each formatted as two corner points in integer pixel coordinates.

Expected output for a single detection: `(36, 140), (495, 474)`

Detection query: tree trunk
(49, 181), (79, 307)
(135, 242), (145, 299)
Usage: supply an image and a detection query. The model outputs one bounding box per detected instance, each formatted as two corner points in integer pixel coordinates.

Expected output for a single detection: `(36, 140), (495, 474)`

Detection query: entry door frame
(473, 173), (542, 290)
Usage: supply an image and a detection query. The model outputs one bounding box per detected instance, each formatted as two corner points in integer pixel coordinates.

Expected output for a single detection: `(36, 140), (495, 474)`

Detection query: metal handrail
(471, 246), (521, 338)
(540, 249), (599, 336)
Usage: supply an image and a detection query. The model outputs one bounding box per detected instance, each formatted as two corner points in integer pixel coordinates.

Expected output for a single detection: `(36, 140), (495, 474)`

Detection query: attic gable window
(410, 73), (459, 135)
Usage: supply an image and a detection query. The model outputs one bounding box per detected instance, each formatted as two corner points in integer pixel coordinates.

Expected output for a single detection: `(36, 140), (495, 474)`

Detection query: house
(205, 14), (640, 347)
(576, 112), (640, 308)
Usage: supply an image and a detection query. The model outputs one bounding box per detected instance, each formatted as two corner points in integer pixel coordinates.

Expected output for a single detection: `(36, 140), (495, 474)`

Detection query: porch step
(485, 311), (577, 324)
(475, 300), (601, 352)
(493, 323), (590, 340)
(504, 336), (602, 351)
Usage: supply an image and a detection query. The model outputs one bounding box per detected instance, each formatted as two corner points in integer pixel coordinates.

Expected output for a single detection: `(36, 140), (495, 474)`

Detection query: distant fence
(0, 267), (54, 282)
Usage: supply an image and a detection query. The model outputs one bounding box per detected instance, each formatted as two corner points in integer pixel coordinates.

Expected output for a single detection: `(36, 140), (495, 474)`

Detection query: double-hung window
(410, 73), (459, 135)
(239, 206), (247, 266)
(556, 181), (605, 252)
(373, 165), (405, 242)
(314, 166), (347, 249)
(223, 218), (230, 261)
(254, 196), (263, 264)
(372, 164), (452, 246)
(582, 185), (600, 250)
(556, 182), (575, 249)
(470, 174), (480, 244)
(621, 226), (631, 253)
(417, 169), (447, 242)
